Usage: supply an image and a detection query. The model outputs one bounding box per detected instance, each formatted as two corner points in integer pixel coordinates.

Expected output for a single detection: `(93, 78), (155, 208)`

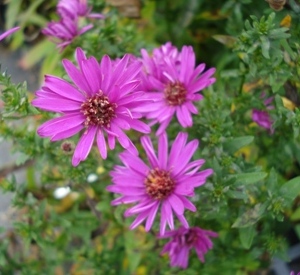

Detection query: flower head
(140, 43), (216, 135)
(107, 132), (213, 235)
(32, 47), (150, 166)
(0, 27), (20, 41)
(252, 94), (274, 133)
(159, 226), (218, 269)
(42, 17), (93, 49)
(42, 0), (104, 49)
(57, 0), (104, 19)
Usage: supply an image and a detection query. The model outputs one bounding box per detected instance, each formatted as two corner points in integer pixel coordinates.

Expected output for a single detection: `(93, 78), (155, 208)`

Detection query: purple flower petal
(97, 129), (107, 159)
(44, 75), (85, 101)
(72, 126), (97, 166)
(32, 98), (81, 112)
(158, 132), (168, 169)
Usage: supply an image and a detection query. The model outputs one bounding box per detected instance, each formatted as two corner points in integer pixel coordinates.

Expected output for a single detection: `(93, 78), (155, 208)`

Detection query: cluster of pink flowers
(34, 17), (218, 267)
(42, 0), (104, 49)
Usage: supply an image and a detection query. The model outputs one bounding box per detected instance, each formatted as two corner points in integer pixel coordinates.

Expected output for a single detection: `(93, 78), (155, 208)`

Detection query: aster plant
(158, 226), (218, 269)
(140, 43), (216, 135)
(2, 1), (300, 274)
(107, 132), (213, 235)
(42, 0), (103, 49)
(32, 47), (150, 166)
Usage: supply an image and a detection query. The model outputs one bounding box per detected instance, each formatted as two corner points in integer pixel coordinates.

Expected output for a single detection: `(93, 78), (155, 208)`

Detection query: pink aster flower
(252, 94), (274, 133)
(57, 0), (104, 19)
(159, 226), (218, 269)
(42, 17), (93, 49)
(0, 27), (20, 41)
(107, 132), (213, 235)
(140, 43), (216, 135)
(31, 47), (150, 166)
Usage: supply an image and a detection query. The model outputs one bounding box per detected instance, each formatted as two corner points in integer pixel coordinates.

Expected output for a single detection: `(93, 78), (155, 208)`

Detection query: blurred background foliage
(1, 0), (300, 274)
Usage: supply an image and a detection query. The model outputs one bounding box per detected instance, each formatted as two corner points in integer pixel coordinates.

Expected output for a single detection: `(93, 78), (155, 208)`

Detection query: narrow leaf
(280, 176), (300, 202)
(231, 172), (267, 186)
(232, 204), (266, 228)
(223, 136), (254, 154)
(239, 225), (255, 249)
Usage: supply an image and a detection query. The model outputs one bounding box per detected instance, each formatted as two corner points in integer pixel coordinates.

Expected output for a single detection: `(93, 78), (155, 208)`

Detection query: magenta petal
(78, 23), (93, 36)
(81, 57), (102, 93)
(141, 136), (159, 168)
(110, 54), (129, 85)
(32, 98), (81, 112)
(110, 196), (141, 205)
(97, 129), (107, 159)
(125, 199), (154, 215)
(113, 117), (131, 130)
(168, 132), (188, 169)
(75, 47), (87, 66)
(62, 59), (91, 95)
(145, 202), (160, 231)
(130, 212), (149, 230)
(162, 200), (174, 230)
(158, 133), (168, 169)
(128, 119), (151, 134)
(168, 194), (184, 215)
(72, 126), (97, 166)
(189, 63), (205, 83)
(180, 196), (196, 212)
(156, 116), (173, 136)
(51, 124), (83, 141)
(44, 75), (85, 101)
(100, 55), (112, 92)
(160, 214), (167, 236)
(176, 214), (189, 228)
(107, 134), (116, 150)
(119, 152), (149, 175)
(172, 139), (199, 176)
(37, 114), (84, 137)
(0, 26), (20, 41)
(176, 105), (193, 127)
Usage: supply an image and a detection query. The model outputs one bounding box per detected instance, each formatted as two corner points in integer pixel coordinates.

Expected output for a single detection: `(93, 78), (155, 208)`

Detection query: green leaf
(223, 136), (254, 154)
(124, 230), (142, 273)
(212, 35), (237, 48)
(19, 39), (56, 70)
(280, 176), (300, 202)
(231, 172), (267, 186)
(16, 152), (30, 166)
(265, 168), (278, 191)
(239, 225), (255, 249)
(290, 207), (300, 221)
(280, 39), (297, 60)
(295, 224), (300, 240)
(5, 0), (21, 30)
(260, 36), (270, 59)
(232, 204), (266, 228)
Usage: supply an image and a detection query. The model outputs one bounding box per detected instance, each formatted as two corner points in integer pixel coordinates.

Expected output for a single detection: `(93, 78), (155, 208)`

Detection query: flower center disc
(144, 168), (175, 200)
(164, 81), (187, 106)
(81, 91), (117, 128)
(184, 229), (197, 246)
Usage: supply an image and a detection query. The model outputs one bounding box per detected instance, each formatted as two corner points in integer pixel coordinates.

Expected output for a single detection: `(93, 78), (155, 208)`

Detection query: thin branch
(0, 159), (35, 178)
